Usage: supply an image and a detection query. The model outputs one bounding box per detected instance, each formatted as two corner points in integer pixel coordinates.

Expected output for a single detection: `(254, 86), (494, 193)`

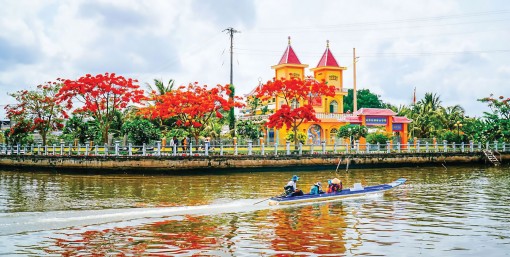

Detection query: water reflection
(1, 165), (510, 256)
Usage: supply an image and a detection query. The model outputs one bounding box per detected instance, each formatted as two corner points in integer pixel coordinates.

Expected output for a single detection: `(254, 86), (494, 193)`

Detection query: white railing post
(30, 144), (34, 154)
(426, 142), (429, 153)
(78, 144), (82, 155)
(173, 144), (177, 156)
(470, 141), (474, 152)
(261, 143), (265, 155)
(461, 142), (465, 152)
(248, 140), (252, 155)
(274, 143), (278, 156)
(104, 143), (108, 156)
(16, 144), (20, 155)
(443, 140), (447, 153)
(494, 141), (498, 151)
(407, 143), (411, 153)
(453, 142), (456, 152)
(367, 143), (371, 153)
(51, 144), (55, 155)
(322, 141), (326, 154)
(376, 142), (380, 153)
(397, 142), (401, 153)
(503, 142), (506, 152)
(23, 145), (27, 155)
(333, 142), (337, 154)
(356, 141), (360, 154)
(416, 140), (420, 153)
(286, 141), (290, 155)
(345, 143), (348, 154)
(386, 141), (391, 153)
(95, 145), (98, 155)
(205, 140), (210, 156)
(68, 143), (72, 155)
(310, 144), (314, 155)
(189, 142), (193, 155)
(85, 143), (89, 156)
(60, 143), (64, 155)
(478, 142), (481, 151)
(156, 141), (161, 156)
(44, 145), (48, 155)
(115, 141), (120, 156)
(234, 142), (238, 155)
(142, 143), (146, 156)
(486, 141), (489, 150)
(128, 143), (132, 156)
(299, 142), (302, 155)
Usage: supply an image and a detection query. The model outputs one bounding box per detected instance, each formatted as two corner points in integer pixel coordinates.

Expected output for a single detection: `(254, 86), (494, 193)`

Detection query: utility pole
(223, 27), (240, 137)
(353, 48), (358, 112)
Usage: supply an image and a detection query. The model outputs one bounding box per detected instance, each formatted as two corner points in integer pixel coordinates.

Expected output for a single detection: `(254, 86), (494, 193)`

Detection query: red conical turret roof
(316, 40), (339, 67)
(278, 36), (302, 65)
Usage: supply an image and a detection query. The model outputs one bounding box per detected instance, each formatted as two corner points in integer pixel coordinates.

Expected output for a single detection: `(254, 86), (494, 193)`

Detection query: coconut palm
(146, 79), (175, 96)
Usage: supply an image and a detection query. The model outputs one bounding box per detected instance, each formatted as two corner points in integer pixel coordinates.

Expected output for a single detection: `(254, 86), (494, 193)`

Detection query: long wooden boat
(268, 178), (407, 206)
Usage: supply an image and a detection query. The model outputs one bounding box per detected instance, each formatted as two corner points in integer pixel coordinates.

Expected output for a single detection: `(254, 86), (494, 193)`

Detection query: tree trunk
(103, 126), (109, 145)
(41, 131), (47, 146)
(293, 126), (299, 150)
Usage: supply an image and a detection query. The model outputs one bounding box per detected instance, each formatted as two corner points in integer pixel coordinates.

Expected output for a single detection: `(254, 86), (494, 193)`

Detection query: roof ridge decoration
(278, 36), (302, 65)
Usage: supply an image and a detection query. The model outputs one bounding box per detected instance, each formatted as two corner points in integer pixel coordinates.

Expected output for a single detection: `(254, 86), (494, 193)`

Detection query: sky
(1, 0), (509, 119)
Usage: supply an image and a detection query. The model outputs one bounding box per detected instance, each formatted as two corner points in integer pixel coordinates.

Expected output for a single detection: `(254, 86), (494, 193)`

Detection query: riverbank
(0, 152), (507, 172)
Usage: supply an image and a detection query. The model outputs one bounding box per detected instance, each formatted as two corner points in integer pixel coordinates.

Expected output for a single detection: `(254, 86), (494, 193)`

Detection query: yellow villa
(243, 37), (410, 147)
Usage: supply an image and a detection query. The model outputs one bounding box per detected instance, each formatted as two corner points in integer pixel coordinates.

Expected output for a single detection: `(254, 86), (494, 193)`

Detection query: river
(0, 165), (509, 256)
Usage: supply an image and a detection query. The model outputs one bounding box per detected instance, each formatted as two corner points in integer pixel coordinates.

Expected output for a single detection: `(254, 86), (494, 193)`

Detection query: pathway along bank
(0, 152), (507, 172)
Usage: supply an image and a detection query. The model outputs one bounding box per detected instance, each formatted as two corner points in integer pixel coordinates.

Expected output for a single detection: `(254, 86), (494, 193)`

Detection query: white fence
(0, 140), (507, 157)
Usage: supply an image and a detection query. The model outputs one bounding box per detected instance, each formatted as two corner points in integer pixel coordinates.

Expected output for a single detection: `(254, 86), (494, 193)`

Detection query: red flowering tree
(255, 77), (336, 148)
(140, 82), (243, 146)
(57, 73), (145, 144)
(5, 82), (66, 145)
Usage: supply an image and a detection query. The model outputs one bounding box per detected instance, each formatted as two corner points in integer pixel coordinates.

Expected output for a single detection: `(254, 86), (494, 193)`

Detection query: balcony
(238, 112), (354, 122)
(315, 112), (354, 121)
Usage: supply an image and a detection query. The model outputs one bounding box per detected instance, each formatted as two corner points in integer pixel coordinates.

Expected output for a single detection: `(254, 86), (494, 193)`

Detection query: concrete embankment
(0, 152), (507, 172)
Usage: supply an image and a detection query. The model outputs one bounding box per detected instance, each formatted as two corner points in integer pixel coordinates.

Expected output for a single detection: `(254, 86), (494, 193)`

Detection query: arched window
(330, 128), (338, 144)
(291, 99), (300, 110)
(329, 100), (338, 113)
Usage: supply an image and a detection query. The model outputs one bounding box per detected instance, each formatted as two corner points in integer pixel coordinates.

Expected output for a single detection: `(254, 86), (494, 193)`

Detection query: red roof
(355, 108), (396, 116)
(278, 37), (301, 65)
(316, 42), (339, 67)
(393, 116), (412, 123)
(345, 116), (362, 123)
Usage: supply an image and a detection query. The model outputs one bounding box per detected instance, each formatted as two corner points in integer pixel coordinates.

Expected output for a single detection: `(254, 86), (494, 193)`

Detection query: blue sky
(1, 0), (509, 118)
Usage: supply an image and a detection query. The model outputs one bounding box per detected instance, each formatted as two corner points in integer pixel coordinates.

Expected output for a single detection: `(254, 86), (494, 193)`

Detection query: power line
(256, 10), (510, 32)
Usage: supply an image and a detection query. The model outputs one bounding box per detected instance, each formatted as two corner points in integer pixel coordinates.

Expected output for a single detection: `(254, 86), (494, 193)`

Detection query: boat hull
(268, 178), (407, 206)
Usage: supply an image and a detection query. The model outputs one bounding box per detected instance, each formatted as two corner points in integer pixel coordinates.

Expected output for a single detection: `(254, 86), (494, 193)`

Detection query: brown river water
(0, 164), (509, 256)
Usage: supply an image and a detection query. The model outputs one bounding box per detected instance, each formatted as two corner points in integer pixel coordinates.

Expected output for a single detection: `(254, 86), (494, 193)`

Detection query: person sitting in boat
(284, 175), (304, 197)
(327, 178), (342, 193)
(310, 182), (325, 195)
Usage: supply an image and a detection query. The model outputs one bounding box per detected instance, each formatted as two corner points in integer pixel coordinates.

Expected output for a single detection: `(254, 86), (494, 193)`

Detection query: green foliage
(285, 131), (306, 144)
(236, 120), (262, 141)
(337, 125), (368, 140)
(121, 118), (161, 145)
(343, 89), (384, 113)
(477, 94), (510, 142)
(366, 132), (390, 144)
(165, 128), (188, 139)
(4, 120), (34, 145)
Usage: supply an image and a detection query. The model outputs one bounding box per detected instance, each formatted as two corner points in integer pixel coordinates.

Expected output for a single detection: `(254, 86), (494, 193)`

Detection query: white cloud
(0, 0), (509, 117)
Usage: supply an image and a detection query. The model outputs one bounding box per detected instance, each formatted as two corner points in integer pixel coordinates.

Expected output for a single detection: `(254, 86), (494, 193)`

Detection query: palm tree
(146, 79), (175, 96)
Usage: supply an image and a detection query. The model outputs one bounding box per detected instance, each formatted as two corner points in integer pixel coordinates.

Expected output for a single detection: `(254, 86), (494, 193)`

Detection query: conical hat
(332, 178), (341, 184)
